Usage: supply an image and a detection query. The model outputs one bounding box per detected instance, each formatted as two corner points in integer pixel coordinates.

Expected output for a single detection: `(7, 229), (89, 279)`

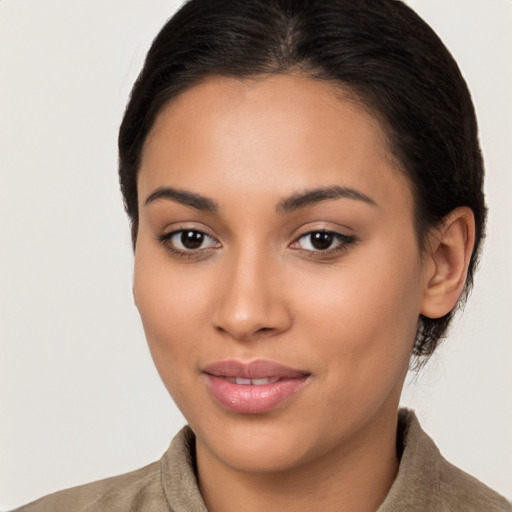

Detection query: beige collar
(160, 408), (510, 511)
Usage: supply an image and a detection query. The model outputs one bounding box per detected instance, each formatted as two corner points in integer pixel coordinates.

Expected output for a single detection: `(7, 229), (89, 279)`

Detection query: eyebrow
(144, 184), (377, 214)
(144, 186), (218, 212)
(276, 185), (378, 213)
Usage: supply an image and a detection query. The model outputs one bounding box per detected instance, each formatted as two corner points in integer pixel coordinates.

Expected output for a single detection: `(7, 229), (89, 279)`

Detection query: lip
(202, 359), (310, 414)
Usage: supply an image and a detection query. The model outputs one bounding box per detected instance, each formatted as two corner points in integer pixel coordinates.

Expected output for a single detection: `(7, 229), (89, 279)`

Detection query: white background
(1, 0), (511, 509)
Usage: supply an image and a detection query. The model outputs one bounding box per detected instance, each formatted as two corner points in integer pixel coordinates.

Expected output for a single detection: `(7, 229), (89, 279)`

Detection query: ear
(420, 207), (476, 319)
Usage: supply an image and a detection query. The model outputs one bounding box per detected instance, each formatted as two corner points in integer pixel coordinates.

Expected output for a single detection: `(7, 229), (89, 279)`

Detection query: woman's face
(134, 75), (428, 474)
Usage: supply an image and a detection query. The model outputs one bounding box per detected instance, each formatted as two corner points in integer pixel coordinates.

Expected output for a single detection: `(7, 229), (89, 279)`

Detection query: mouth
(202, 359), (311, 414)
(222, 376), (281, 385)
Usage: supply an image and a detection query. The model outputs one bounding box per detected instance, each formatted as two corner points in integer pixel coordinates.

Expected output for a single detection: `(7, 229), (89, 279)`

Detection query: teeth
(251, 378), (276, 385)
(233, 377), (280, 386)
(251, 378), (270, 385)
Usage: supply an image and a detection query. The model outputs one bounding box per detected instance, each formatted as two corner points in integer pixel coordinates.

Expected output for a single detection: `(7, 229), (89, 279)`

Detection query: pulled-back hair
(119, 0), (486, 359)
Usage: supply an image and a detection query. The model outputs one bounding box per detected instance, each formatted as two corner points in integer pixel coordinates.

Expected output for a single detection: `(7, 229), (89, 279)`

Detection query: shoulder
(383, 409), (511, 512)
(13, 426), (206, 512)
(437, 454), (512, 511)
(13, 460), (169, 512)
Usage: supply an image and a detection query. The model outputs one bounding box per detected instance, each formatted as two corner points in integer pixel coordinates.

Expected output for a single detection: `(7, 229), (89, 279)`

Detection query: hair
(118, 0), (486, 360)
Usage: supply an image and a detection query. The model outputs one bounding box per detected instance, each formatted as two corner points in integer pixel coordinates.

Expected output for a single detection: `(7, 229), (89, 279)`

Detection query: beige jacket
(15, 410), (511, 511)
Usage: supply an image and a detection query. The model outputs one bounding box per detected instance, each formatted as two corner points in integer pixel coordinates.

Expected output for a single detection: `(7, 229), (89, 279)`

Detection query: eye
(292, 230), (355, 252)
(160, 229), (220, 253)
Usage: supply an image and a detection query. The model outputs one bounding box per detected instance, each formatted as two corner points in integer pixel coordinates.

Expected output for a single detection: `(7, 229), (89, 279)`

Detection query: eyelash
(290, 230), (356, 258)
(157, 229), (220, 259)
(157, 229), (356, 260)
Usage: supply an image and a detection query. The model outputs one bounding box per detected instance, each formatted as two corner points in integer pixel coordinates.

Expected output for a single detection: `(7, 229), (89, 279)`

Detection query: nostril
(214, 323), (278, 342)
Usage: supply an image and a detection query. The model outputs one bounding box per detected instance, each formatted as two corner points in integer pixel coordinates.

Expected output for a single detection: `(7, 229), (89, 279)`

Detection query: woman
(12, 0), (511, 510)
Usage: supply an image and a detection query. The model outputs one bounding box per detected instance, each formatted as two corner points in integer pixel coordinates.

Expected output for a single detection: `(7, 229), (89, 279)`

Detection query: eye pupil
(181, 231), (204, 249)
(311, 232), (333, 250)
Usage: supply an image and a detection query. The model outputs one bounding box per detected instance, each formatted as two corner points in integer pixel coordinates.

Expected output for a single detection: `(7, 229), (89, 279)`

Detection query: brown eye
(181, 230), (205, 249)
(162, 229), (220, 252)
(310, 232), (334, 250)
(292, 230), (356, 253)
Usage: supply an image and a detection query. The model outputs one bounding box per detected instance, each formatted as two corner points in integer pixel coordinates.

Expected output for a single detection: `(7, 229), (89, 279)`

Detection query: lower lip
(204, 375), (309, 414)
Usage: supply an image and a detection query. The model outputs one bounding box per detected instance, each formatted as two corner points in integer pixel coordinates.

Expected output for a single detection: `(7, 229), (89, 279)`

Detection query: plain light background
(1, 0), (511, 509)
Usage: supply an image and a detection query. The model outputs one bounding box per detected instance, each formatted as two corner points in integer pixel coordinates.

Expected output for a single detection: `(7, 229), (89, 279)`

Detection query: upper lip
(202, 359), (310, 379)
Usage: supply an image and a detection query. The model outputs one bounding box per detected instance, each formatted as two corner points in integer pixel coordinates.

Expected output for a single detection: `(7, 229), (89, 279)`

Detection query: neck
(196, 410), (400, 512)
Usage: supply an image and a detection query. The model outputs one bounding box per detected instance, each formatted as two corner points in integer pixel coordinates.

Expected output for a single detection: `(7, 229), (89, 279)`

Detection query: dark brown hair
(119, 0), (486, 359)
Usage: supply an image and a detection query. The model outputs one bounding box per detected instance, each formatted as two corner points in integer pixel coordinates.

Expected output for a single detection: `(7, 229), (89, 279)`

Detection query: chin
(191, 409), (330, 474)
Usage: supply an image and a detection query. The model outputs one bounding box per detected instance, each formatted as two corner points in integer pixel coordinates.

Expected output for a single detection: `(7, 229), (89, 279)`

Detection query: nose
(211, 250), (292, 342)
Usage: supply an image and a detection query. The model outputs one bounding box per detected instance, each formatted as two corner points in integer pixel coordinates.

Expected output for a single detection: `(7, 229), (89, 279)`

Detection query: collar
(158, 409), (457, 511)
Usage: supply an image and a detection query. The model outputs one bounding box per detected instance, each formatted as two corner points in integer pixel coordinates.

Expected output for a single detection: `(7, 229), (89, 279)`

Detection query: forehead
(139, 74), (412, 214)
(145, 73), (394, 158)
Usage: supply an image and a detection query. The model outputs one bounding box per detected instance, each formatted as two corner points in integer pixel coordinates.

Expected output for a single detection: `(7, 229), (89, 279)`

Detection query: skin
(133, 74), (475, 512)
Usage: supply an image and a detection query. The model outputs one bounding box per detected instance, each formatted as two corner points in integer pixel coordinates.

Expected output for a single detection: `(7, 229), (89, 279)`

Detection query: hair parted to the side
(119, 0), (486, 361)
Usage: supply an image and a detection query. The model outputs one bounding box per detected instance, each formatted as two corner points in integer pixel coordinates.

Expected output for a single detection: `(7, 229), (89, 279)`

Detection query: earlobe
(420, 207), (476, 319)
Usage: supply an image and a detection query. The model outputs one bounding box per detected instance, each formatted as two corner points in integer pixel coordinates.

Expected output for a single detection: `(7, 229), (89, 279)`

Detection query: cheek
(132, 242), (213, 390)
(284, 258), (421, 445)
(294, 243), (422, 385)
